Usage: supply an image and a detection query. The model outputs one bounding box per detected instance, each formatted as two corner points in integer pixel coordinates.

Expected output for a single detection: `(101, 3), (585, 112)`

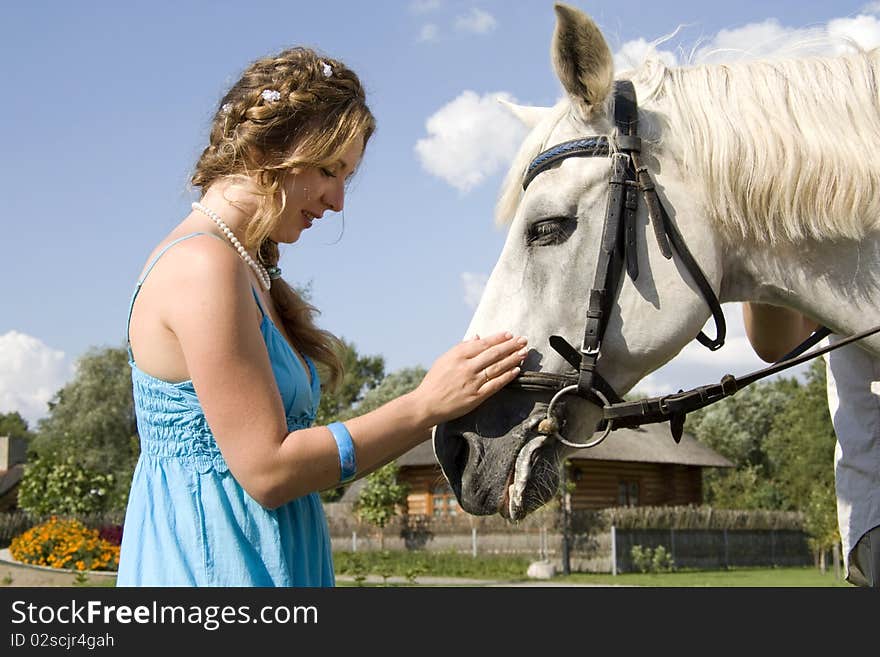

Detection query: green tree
(686, 379), (797, 509)
(314, 339), (385, 502)
(19, 345), (138, 514)
(764, 360), (838, 555)
(347, 369), (426, 545)
(353, 461), (409, 549)
(0, 411), (34, 441)
(314, 338), (385, 427)
(338, 366), (426, 419)
(803, 486), (839, 571)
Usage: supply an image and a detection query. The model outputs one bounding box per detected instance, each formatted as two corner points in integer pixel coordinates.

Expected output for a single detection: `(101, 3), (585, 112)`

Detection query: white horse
(433, 3), (880, 521)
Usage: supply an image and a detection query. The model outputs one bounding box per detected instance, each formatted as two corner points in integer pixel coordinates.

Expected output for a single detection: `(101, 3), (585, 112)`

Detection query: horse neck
(723, 231), (880, 351)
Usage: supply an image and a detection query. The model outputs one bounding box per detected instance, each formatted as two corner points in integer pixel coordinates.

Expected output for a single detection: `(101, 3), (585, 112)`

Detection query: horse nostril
(452, 435), (470, 482)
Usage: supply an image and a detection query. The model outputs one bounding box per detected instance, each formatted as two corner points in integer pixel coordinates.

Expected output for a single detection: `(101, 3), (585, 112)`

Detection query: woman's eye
(527, 217), (576, 246)
(321, 168), (337, 178)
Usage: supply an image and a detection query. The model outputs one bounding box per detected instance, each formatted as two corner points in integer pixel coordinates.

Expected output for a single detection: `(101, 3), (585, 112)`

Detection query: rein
(508, 80), (880, 447)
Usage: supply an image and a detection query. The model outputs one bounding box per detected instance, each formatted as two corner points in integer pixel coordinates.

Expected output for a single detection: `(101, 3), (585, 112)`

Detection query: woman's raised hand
(412, 331), (528, 426)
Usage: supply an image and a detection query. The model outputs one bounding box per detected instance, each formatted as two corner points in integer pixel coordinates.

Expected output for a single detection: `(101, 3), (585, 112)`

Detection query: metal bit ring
(544, 384), (614, 449)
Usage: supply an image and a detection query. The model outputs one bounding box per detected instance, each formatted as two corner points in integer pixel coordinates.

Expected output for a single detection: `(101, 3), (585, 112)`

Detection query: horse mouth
(434, 392), (561, 520)
(501, 433), (560, 521)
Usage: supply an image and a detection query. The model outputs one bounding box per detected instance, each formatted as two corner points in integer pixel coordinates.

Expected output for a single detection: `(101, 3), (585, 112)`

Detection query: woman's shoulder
(138, 228), (244, 289)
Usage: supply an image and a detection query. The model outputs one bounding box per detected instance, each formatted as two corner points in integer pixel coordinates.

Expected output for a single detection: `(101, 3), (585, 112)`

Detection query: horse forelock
(498, 46), (880, 244)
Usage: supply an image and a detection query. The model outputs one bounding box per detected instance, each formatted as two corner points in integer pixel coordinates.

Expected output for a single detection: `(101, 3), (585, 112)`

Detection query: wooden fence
(325, 505), (814, 573)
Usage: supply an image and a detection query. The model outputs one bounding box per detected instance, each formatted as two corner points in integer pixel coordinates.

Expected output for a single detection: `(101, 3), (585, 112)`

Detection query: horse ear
(551, 3), (614, 119)
(497, 98), (550, 129)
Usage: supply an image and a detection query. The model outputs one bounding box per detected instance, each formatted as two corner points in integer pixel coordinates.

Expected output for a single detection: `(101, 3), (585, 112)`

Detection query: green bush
(652, 545), (674, 572)
(333, 550), (531, 581)
(18, 457), (122, 515)
(630, 544), (675, 573)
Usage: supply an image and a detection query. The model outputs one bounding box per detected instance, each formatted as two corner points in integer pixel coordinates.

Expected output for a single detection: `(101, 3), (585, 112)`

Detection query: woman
(117, 47), (526, 586)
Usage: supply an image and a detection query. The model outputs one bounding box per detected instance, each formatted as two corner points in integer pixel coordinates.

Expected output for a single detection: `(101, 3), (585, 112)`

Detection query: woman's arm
(741, 302), (820, 363)
(165, 238), (524, 508)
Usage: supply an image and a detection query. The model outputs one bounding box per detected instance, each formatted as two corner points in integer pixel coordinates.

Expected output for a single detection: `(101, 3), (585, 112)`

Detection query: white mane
(499, 47), (880, 244)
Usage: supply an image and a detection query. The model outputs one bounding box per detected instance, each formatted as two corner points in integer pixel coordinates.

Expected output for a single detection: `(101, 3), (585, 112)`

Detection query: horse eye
(527, 217), (577, 246)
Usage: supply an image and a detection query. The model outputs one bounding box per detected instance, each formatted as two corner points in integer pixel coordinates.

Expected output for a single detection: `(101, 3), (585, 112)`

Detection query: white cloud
(828, 14), (880, 51)
(417, 23), (440, 43)
(612, 14), (880, 72)
(614, 38), (680, 72)
(410, 0), (441, 13)
(455, 8), (496, 35)
(415, 91), (529, 192)
(461, 272), (488, 309)
(0, 331), (73, 427)
(676, 13), (880, 64)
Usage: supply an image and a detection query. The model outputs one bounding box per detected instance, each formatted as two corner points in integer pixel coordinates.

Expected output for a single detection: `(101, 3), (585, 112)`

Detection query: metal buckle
(581, 341), (601, 356)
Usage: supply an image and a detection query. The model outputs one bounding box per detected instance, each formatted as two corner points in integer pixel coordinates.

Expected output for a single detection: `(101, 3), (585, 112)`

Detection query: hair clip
(321, 62), (333, 78)
(261, 89), (282, 102)
(266, 265), (283, 280)
(220, 103), (232, 114)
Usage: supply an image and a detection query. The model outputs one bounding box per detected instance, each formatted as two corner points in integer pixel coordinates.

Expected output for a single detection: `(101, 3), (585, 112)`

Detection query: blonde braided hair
(191, 47), (376, 390)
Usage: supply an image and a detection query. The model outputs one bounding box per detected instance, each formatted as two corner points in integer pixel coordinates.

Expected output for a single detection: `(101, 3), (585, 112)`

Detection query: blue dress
(117, 233), (335, 586)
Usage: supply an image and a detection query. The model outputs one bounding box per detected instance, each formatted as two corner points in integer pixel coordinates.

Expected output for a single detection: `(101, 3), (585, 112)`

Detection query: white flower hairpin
(261, 89), (281, 102)
(221, 103), (232, 114)
(321, 62), (333, 78)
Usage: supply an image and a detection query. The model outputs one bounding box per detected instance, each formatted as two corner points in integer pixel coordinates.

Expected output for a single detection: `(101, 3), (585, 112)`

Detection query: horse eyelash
(527, 217), (575, 245)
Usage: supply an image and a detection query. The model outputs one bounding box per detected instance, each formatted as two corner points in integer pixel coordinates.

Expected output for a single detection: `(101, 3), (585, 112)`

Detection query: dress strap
(126, 232), (225, 362)
(251, 286), (268, 319)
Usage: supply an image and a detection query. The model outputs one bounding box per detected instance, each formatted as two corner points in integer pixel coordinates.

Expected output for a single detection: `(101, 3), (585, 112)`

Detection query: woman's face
(272, 135), (365, 244)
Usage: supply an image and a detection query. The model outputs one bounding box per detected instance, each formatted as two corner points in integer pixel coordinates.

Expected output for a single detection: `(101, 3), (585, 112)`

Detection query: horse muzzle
(433, 387), (563, 519)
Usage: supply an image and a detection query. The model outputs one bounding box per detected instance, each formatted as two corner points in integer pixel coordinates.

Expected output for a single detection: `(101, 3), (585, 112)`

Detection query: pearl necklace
(191, 202), (271, 291)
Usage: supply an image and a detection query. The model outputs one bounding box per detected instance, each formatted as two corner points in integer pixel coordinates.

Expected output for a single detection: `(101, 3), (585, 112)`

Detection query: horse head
(433, 4), (728, 520)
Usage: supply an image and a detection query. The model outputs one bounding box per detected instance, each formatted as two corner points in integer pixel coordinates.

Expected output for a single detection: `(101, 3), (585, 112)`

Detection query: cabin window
(431, 482), (460, 517)
(618, 480), (640, 507)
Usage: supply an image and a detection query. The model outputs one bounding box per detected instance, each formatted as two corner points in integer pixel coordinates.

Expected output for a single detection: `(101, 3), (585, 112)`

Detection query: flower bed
(9, 516), (120, 572)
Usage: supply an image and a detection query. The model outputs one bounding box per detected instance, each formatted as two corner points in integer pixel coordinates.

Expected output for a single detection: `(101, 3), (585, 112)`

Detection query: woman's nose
(324, 180), (344, 212)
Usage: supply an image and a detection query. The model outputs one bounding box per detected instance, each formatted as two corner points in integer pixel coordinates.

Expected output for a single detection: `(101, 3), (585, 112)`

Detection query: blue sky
(2, 0), (877, 425)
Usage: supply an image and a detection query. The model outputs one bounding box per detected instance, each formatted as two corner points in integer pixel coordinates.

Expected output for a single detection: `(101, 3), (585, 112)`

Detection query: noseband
(509, 80), (880, 447)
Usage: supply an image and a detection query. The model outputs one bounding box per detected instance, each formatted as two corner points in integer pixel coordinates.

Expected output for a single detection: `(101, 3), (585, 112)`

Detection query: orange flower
(9, 518), (119, 572)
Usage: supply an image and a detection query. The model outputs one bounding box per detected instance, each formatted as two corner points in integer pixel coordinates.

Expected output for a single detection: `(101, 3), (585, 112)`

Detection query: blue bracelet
(327, 422), (357, 483)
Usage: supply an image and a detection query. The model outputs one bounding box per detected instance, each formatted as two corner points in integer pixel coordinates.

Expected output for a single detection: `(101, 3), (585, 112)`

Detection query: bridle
(508, 79), (880, 448)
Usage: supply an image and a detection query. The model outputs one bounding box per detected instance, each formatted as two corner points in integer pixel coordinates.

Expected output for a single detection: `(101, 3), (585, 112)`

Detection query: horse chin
(434, 388), (563, 519)
(502, 440), (561, 521)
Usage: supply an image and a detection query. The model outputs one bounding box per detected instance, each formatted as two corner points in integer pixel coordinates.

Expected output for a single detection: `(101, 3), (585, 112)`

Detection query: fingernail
(518, 347), (528, 357)
(512, 366), (521, 375)
(504, 331), (513, 339)
(517, 336), (528, 346)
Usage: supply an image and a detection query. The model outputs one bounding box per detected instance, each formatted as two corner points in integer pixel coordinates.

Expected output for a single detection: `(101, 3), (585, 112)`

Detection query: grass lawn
(32, 566), (851, 587)
(333, 551), (852, 587)
(556, 566), (851, 587)
(4, 551), (850, 587)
